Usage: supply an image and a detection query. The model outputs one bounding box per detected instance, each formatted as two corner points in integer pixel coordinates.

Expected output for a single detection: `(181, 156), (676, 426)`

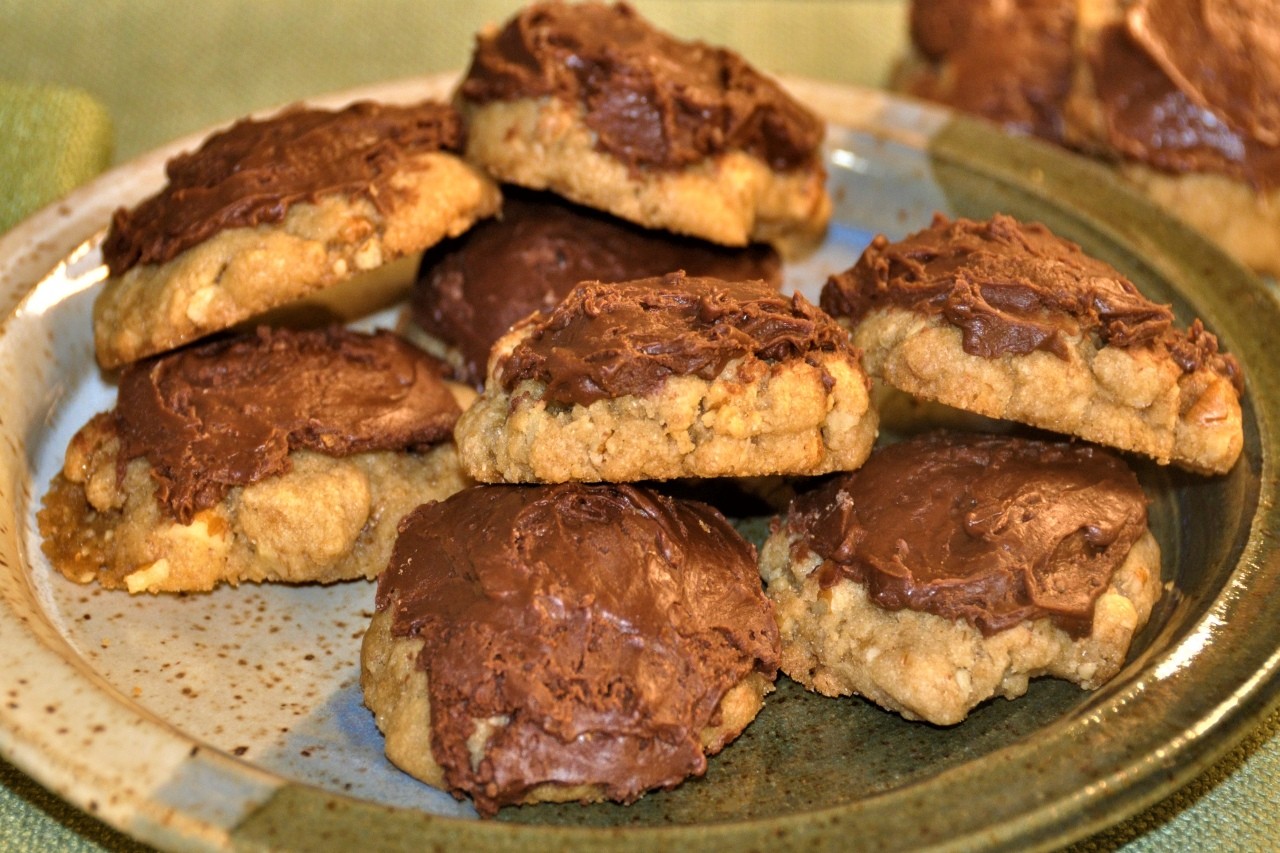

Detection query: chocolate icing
(905, 0), (1077, 141)
(787, 432), (1150, 637)
(903, 0), (1280, 189)
(102, 100), (465, 277)
(1090, 17), (1280, 191)
(115, 326), (460, 524)
(1127, 0), (1280, 147)
(376, 482), (779, 815)
(821, 213), (1243, 391)
(410, 188), (782, 386)
(499, 271), (858, 406)
(458, 1), (823, 172)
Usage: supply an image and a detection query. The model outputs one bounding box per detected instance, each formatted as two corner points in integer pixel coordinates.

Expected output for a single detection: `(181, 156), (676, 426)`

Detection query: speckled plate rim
(0, 74), (1277, 852)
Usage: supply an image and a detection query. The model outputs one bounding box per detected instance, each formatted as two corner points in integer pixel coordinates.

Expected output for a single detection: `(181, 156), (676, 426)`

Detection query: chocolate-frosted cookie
(455, 272), (878, 483)
(455, 1), (830, 255)
(759, 431), (1163, 725)
(361, 482), (779, 815)
(94, 99), (501, 368)
(894, 0), (1280, 277)
(39, 326), (471, 593)
(821, 212), (1244, 474)
(406, 188), (782, 386)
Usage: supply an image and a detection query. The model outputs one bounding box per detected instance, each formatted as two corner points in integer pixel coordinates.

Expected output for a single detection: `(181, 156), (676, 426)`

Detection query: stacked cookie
(365, 1), (853, 815)
(93, 99), (502, 369)
(762, 210), (1243, 726)
(39, 98), (499, 593)
(893, 0), (1280, 278)
(35, 0), (1249, 820)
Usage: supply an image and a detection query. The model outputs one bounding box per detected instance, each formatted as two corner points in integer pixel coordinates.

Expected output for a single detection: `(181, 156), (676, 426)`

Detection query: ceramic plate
(1, 75), (1278, 852)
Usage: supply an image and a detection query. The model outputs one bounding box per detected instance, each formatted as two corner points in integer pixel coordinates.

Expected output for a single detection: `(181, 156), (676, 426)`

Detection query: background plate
(0, 75), (1278, 852)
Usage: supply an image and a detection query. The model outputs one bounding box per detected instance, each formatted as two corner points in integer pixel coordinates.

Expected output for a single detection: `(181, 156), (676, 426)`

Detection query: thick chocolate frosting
(458, 1), (823, 172)
(115, 326), (460, 524)
(499, 271), (858, 406)
(376, 482), (780, 815)
(787, 432), (1150, 637)
(411, 188), (782, 386)
(1090, 10), (1280, 191)
(102, 99), (465, 277)
(821, 213), (1243, 391)
(906, 0), (1077, 142)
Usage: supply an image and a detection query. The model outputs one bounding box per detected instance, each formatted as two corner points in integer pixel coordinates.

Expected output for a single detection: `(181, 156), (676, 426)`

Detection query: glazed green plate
(0, 75), (1277, 852)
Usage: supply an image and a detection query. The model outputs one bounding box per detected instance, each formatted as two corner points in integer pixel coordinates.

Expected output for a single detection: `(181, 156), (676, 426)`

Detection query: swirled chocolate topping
(904, 0), (1077, 142)
(499, 272), (858, 406)
(821, 213), (1243, 391)
(115, 326), (460, 524)
(458, 1), (824, 171)
(376, 482), (779, 815)
(102, 100), (465, 277)
(410, 188), (782, 386)
(1089, 3), (1280, 190)
(787, 432), (1150, 637)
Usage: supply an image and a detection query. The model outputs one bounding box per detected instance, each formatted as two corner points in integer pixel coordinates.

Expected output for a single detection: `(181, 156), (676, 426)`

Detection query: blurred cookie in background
(894, 0), (1280, 278)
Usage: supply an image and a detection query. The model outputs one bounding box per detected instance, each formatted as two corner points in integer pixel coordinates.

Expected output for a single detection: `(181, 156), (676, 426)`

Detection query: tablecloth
(2, 2), (1277, 850)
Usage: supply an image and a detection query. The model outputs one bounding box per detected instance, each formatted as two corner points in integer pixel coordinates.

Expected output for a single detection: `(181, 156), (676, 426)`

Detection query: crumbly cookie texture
(93, 152), (500, 368)
(459, 96), (830, 257)
(38, 414), (470, 593)
(849, 307), (1242, 475)
(360, 607), (772, 810)
(759, 526), (1162, 726)
(456, 332), (877, 484)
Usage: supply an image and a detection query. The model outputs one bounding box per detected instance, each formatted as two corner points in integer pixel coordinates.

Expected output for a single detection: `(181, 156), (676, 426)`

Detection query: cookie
(455, 1), (830, 256)
(821, 213), (1244, 474)
(759, 431), (1163, 726)
(893, 0), (1076, 142)
(38, 326), (470, 593)
(893, 0), (1280, 277)
(455, 272), (878, 484)
(361, 482), (779, 815)
(94, 99), (501, 369)
(405, 187), (782, 386)
(1065, 0), (1280, 276)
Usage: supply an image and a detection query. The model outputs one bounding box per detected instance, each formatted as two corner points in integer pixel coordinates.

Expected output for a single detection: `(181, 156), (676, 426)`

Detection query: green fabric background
(1, 1), (1277, 850)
